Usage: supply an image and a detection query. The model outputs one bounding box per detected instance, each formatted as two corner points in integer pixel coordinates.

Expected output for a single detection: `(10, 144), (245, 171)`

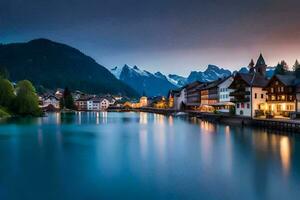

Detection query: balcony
(231, 97), (250, 103)
(229, 90), (250, 97)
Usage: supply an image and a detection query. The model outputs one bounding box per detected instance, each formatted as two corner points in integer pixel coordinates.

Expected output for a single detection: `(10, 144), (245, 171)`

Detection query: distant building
(40, 95), (60, 111)
(75, 96), (92, 111)
(185, 81), (203, 110)
(55, 88), (64, 99)
(87, 97), (110, 111)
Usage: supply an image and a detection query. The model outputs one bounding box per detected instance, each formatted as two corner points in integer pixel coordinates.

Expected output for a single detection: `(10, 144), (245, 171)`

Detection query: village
(39, 54), (300, 126)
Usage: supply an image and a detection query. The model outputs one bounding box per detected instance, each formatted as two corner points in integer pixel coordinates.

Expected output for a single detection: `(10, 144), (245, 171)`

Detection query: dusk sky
(1, 0), (300, 76)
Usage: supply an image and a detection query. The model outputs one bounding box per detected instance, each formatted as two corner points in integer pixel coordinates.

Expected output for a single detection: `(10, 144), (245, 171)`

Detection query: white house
(216, 76), (234, 113)
(87, 97), (110, 111)
(41, 95), (60, 110)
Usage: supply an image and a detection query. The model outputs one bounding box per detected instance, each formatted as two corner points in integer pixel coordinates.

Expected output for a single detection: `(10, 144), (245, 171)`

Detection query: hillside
(0, 39), (138, 97)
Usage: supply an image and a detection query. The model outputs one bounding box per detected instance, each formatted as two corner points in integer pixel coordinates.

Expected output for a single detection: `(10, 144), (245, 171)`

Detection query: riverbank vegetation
(0, 67), (41, 117)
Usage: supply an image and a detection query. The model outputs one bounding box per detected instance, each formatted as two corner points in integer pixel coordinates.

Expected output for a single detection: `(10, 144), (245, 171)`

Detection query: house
(40, 95), (60, 111)
(55, 88), (64, 99)
(148, 96), (167, 108)
(185, 81), (203, 110)
(199, 79), (225, 112)
(87, 97), (110, 111)
(216, 76), (235, 113)
(75, 96), (92, 111)
(102, 95), (117, 105)
(139, 96), (148, 107)
(167, 90), (176, 108)
(229, 54), (269, 118)
(264, 74), (298, 118)
(297, 86), (300, 113)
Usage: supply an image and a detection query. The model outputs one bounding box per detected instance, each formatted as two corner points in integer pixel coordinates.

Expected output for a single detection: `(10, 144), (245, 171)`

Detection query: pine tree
(280, 60), (289, 72)
(274, 62), (286, 75)
(293, 60), (300, 71)
(60, 87), (75, 110)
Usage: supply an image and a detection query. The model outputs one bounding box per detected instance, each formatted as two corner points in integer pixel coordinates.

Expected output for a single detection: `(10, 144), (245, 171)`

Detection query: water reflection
(139, 112), (148, 124)
(280, 136), (291, 175)
(0, 113), (299, 200)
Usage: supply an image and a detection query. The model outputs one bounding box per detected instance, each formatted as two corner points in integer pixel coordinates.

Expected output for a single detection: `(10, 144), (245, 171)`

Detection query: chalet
(229, 54), (269, 118)
(264, 75), (298, 118)
(185, 81), (203, 110)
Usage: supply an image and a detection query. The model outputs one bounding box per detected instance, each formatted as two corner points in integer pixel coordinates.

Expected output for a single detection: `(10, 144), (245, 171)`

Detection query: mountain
(186, 65), (231, 83)
(111, 65), (178, 96)
(111, 64), (234, 96)
(0, 39), (138, 97)
(167, 74), (187, 87)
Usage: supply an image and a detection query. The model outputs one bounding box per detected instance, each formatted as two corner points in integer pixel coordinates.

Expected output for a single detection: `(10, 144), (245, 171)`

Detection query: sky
(1, 0), (300, 76)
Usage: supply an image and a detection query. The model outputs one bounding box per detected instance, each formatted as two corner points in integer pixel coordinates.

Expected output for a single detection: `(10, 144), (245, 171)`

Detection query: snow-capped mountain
(110, 64), (234, 96)
(186, 65), (231, 83)
(111, 65), (177, 96)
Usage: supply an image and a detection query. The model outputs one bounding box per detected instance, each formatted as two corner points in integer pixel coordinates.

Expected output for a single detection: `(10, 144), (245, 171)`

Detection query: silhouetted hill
(0, 39), (138, 97)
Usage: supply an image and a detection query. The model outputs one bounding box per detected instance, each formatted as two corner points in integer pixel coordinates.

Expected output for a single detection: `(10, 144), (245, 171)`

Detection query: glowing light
(280, 136), (291, 175)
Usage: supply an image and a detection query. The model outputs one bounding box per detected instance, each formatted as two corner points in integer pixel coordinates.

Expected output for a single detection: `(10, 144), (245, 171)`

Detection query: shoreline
(108, 107), (300, 132)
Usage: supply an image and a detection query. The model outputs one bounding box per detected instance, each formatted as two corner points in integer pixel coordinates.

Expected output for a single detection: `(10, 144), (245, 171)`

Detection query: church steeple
(255, 53), (266, 67)
(255, 53), (267, 76)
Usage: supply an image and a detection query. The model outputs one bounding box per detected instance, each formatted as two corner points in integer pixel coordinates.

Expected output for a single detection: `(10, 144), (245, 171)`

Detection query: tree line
(0, 67), (41, 117)
(274, 60), (300, 76)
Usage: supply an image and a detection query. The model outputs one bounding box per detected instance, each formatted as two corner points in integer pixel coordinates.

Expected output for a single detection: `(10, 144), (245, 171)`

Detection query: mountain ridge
(0, 38), (138, 97)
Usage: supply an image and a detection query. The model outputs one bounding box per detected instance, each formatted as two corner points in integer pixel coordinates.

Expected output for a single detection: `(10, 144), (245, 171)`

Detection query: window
(237, 103), (240, 108)
(275, 81), (279, 85)
(271, 88), (274, 93)
(241, 103), (244, 108)
(261, 94), (264, 99)
(255, 93), (257, 99)
(247, 103), (250, 109)
(281, 87), (284, 92)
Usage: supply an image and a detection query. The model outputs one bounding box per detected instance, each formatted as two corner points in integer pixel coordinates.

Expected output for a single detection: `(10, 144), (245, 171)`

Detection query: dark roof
(43, 94), (59, 101)
(185, 81), (203, 89)
(275, 74), (296, 86)
(233, 72), (269, 87)
(200, 79), (224, 90)
(76, 96), (93, 101)
(255, 53), (266, 67)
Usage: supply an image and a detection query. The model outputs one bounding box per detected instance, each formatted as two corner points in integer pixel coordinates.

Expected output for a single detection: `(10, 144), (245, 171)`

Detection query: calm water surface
(0, 112), (299, 200)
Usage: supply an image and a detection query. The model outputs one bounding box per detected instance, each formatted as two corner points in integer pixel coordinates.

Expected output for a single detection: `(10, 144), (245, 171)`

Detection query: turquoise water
(0, 112), (299, 200)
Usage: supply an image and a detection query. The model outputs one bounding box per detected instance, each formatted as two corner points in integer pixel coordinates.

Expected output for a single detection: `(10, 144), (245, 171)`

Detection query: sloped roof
(238, 73), (269, 87)
(275, 74), (296, 86)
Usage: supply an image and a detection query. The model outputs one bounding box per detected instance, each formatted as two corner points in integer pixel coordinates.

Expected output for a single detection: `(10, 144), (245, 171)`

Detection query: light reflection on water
(0, 112), (299, 200)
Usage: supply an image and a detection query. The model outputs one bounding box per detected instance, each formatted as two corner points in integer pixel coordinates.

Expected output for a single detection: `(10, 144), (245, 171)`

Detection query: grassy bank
(0, 108), (11, 118)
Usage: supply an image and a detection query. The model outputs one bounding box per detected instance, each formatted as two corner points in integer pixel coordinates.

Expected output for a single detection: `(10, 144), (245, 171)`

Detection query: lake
(0, 112), (299, 200)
